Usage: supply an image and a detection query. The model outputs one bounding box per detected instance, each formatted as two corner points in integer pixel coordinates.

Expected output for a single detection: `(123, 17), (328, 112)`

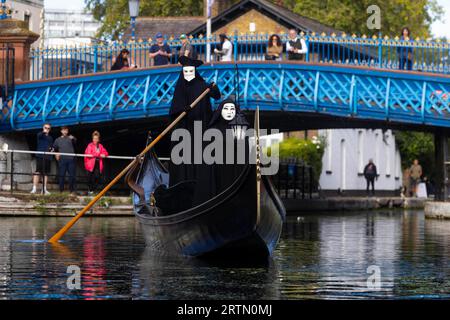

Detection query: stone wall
(0, 133), (34, 190)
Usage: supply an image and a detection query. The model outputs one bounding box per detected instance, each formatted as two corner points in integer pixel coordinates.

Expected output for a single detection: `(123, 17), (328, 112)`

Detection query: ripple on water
(0, 212), (449, 299)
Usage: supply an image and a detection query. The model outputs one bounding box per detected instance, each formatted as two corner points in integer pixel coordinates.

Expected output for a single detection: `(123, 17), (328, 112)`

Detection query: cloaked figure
(168, 56), (221, 190)
(208, 98), (250, 195)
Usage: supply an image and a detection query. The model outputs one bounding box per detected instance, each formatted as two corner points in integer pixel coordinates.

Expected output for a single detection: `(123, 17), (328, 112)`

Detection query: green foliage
(31, 192), (73, 203)
(98, 196), (113, 208)
(270, 136), (326, 181)
(395, 131), (434, 176)
(85, 0), (444, 41)
(286, 0), (444, 38)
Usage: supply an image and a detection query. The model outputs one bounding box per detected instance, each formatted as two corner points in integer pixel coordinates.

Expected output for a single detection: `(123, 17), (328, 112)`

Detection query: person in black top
(149, 33), (172, 66)
(111, 49), (137, 71)
(31, 123), (54, 194)
(363, 159), (378, 196)
(168, 56), (221, 193)
(207, 98), (250, 196)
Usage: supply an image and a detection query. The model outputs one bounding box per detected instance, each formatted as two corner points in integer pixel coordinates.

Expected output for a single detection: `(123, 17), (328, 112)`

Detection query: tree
(287, 0), (443, 38)
(85, 0), (205, 40)
(395, 131), (435, 177)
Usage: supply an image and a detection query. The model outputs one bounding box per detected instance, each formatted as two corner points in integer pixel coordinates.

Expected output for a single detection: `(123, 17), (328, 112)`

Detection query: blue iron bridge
(2, 61), (450, 133)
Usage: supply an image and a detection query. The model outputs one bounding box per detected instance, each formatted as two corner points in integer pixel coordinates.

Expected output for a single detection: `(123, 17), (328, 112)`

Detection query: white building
(319, 129), (402, 194)
(43, 9), (100, 47)
(6, 0), (44, 48)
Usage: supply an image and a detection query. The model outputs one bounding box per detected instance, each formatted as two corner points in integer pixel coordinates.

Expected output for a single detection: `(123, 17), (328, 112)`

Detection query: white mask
(183, 66), (195, 82)
(221, 103), (236, 121)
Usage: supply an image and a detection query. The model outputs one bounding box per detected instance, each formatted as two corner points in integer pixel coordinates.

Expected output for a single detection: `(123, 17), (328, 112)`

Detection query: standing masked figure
(208, 99), (250, 195)
(168, 56), (221, 190)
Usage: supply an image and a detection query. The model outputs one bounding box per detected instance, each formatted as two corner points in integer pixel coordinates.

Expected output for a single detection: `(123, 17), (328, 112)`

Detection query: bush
(395, 131), (434, 177)
(268, 136), (326, 182)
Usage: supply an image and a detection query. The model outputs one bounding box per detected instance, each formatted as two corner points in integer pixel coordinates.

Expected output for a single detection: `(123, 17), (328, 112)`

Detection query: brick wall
(214, 9), (288, 35)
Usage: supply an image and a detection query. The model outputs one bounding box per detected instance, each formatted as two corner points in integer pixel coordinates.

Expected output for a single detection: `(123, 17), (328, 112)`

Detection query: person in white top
(214, 34), (233, 62)
(286, 29), (308, 61)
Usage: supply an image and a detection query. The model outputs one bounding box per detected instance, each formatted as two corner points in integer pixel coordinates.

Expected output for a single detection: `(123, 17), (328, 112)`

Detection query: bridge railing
(5, 62), (450, 133)
(30, 33), (450, 81)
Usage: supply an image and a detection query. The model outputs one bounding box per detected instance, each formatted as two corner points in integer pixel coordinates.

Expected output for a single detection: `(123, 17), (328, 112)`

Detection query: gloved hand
(208, 82), (216, 89)
(184, 105), (192, 112)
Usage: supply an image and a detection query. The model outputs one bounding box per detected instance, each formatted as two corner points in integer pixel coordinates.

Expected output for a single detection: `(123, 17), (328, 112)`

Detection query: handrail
(28, 33), (450, 81)
(0, 149), (170, 161)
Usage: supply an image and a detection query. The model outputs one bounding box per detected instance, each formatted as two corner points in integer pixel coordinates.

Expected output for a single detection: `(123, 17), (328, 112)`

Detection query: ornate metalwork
(2, 63), (450, 132)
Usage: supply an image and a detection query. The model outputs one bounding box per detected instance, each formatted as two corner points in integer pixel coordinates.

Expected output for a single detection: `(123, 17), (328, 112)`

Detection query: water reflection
(0, 211), (449, 299)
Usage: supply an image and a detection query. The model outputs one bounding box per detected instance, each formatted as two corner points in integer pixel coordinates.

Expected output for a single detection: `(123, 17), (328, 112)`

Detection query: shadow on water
(137, 248), (280, 299)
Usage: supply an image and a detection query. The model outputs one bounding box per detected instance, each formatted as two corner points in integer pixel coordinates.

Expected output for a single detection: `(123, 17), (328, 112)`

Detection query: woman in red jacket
(84, 131), (109, 195)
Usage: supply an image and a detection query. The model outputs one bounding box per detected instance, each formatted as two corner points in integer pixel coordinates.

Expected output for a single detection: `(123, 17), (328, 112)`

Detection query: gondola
(126, 110), (286, 260)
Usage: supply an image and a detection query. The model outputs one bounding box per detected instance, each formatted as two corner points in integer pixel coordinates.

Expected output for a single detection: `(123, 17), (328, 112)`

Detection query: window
(24, 13), (31, 29)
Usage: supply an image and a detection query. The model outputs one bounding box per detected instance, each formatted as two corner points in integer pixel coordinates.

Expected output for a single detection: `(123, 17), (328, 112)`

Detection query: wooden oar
(48, 86), (213, 243)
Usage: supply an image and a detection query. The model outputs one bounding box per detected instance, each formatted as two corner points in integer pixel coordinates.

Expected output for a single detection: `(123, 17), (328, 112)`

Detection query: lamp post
(128, 0), (140, 41)
(206, 0), (214, 62)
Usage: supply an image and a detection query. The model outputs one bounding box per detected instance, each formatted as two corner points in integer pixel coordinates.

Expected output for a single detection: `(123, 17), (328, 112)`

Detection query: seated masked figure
(207, 99), (250, 195)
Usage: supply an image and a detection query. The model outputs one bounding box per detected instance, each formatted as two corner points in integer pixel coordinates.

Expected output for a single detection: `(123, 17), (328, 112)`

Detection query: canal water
(0, 210), (449, 299)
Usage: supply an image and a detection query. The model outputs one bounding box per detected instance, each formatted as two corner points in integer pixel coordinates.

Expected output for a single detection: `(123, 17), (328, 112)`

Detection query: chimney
(204, 0), (236, 18)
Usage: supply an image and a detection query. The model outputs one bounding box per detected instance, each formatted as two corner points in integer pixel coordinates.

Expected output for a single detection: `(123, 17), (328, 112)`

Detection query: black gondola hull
(131, 145), (285, 259)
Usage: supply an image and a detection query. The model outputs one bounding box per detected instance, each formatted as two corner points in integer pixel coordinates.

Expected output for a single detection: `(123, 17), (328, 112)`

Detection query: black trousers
(366, 177), (375, 194)
(88, 162), (101, 192)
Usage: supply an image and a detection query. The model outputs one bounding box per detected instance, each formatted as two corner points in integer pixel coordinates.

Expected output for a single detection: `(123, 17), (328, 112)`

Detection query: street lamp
(128, 0), (140, 41)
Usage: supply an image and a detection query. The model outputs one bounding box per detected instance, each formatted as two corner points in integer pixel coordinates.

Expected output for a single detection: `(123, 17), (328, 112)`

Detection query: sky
(44, 0), (450, 39)
(431, 0), (450, 38)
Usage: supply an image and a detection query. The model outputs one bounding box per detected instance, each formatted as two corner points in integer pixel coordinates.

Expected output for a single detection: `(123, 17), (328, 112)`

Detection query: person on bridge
(168, 55), (221, 196)
(149, 33), (172, 66)
(179, 34), (196, 60)
(84, 131), (109, 195)
(266, 34), (283, 61)
(363, 159), (378, 196)
(53, 126), (77, 194)
(111, 49), (137, 71)
(286, 29), (308, 61)
(214, 34), (233, 62)
(397, 27), (413, 71)
(31, 123), (54, 195)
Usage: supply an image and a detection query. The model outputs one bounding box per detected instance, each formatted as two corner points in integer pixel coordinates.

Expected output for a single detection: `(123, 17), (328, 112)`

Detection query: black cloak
(207, 98), (250, 195)
(168, 56), (221, 194)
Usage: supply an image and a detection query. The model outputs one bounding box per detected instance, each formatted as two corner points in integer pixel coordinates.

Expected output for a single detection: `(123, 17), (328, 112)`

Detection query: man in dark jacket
(31, 123), (54, 194)
(363, 159), (378, 196)
(53, 126), (77, 194)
